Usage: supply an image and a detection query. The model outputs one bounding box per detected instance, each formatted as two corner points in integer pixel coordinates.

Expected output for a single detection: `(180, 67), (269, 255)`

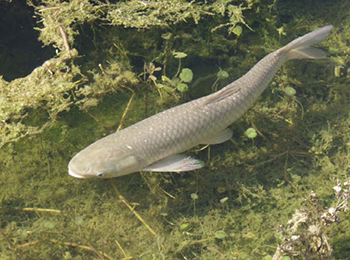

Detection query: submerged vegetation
(0, 0), (263, 146)
(1, 0), (350, 259)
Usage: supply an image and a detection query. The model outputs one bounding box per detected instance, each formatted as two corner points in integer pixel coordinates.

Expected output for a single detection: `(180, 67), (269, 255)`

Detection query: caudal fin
(282, 25), (333, 60)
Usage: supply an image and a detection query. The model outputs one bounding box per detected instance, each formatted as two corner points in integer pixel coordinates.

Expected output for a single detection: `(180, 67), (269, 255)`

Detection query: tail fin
(282, 25), (333, 61)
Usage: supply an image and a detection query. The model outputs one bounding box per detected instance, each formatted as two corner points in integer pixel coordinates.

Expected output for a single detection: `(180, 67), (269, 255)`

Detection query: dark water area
(0, 0), (54, 81)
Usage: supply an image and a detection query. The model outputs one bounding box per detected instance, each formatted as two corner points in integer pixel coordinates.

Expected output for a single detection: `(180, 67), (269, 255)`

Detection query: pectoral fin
(200, 128), (233, 144)
(142, 154), (205, 172)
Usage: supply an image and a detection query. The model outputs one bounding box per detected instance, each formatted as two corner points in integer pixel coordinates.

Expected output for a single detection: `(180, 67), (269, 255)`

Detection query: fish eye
(96, 172), (105, 177)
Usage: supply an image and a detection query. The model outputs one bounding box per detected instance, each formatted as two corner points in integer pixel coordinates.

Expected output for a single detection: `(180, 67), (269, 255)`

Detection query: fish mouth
(68, 168), (88, 179)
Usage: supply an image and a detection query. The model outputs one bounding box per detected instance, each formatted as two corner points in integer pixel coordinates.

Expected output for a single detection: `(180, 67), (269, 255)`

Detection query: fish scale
(68, 25), (333, 179)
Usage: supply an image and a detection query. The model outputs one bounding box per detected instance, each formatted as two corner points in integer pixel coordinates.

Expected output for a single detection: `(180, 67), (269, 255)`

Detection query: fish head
(68, 145), (142, 179)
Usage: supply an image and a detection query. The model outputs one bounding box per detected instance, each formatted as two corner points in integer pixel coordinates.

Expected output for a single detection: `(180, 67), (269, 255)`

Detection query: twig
(15, 207), (61, 213)
(109, 180), (157, 236)
(17, 239), (112, 260)
(252, 123), (266, 138)
(117, 87), (135, 132)
(59, 25), (71, 57)
(115, 239), (132, 259)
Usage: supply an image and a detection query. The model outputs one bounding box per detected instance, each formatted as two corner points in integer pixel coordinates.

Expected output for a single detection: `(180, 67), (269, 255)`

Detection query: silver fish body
(68, 25), (333, 179)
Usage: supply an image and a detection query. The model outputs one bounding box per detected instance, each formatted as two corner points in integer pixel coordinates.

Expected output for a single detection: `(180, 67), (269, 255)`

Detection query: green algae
(1, 0), (266, 146)
(1, 0), (350, 259)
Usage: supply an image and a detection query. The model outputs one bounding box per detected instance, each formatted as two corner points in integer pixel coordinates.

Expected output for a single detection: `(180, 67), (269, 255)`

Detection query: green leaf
(245, 128), (257, 139)
(75, 216), (84, 225)
(215, 230), (227, 239)
(176, 83), (188, 93)
(44, 221), (56, 229)
(179, 68), (193, 83)
(157, 83), (173, 93)
(17, 228), (28, 238)
(284, 86), (296, 96)
(180, 223), (192, 231)
(220, 197), (228, 203)
(280, 257), (291, 260)
(191, 193), (198, 200)
(231, 25), (243, 36)
(217, 70), (229, 80)
(173, 52), (187, 59)
(161, 75), (171, 83)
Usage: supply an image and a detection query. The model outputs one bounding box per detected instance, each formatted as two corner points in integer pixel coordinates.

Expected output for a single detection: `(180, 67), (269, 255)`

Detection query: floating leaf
(75, 216), (84, 225)
(245, 128), (257, 139)
(176, 83), (188, 93)
(220, 197), (229, 203)
(179, 68), (193, 83)
(277, 26), (286, 36)
(180, 223), (192, 231)
(215, 230), (227, 239)
(191, 193), (198, 200)
(148, 75), (157, 81)
(64, 252), (72, 259)
(231, 25), (243, 36)
(161, 75), (171, 82)
(44, 221), (56, 229)
(217, 70), (229, 80)
(173, 52), (187, 59)
(17, 228), (28, 238)
(284, 86), (296, 96)
(157, 83), (173, 93)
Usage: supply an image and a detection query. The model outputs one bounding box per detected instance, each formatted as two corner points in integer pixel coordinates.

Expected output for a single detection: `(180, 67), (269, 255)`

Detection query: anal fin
(200, 128), (233, 145)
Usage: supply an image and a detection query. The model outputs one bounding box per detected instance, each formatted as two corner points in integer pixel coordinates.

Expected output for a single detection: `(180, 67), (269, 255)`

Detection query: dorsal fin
(201, 84), (241, 106)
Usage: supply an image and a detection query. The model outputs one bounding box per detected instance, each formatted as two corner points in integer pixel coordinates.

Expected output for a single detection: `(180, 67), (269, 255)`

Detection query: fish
(68, 25), (333, 179)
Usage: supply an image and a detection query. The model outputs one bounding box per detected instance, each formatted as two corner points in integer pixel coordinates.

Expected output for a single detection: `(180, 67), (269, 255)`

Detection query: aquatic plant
(1, 0), (265, 146)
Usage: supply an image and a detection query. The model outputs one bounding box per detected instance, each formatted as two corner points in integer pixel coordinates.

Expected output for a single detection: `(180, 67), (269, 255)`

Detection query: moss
(1, 0), (269, 147)
(107, 0), (203, 29)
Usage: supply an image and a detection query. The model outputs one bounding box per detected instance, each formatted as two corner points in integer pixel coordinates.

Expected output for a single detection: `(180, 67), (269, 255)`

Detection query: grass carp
(68, 25), (333, 179)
